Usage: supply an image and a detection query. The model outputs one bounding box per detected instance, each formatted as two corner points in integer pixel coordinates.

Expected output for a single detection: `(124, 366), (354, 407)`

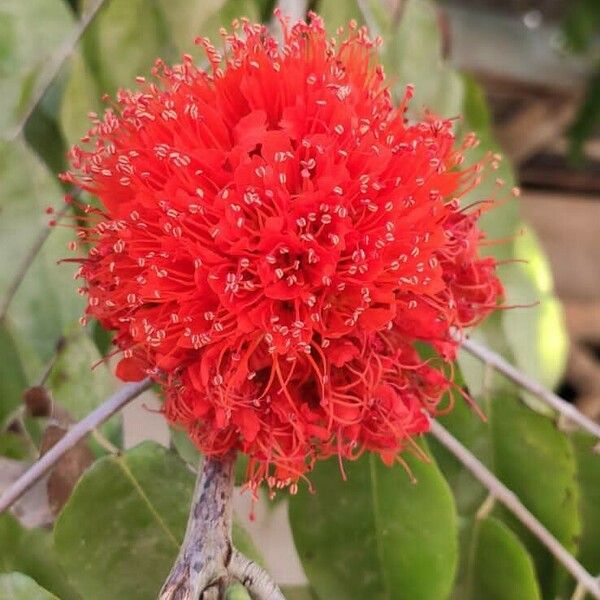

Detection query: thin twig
(4, 0), (109, 142)
(429, 420), (600, 600)
(455, 331), (600, 441)
(229, 551), (286, 600)
(0, 202), (70, 321)
(0, 377), (152, 514)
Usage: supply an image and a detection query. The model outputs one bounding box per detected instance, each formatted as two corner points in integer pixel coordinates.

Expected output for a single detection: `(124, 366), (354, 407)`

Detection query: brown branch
(159, 454), (285, 600)
(160, 454), (236, 599)
(0, 377), (152, 514)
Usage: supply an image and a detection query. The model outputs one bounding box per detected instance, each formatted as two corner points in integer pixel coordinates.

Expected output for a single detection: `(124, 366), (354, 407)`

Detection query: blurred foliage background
(0, 0), (599, 599)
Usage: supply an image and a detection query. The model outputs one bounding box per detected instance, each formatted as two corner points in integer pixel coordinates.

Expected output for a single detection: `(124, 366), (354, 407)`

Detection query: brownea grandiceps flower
(62, 13), (503, 493)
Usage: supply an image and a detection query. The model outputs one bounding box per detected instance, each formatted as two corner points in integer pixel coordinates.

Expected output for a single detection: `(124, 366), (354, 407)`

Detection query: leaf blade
(0, 572), (60, 600)
(461, 517), (541, 600)
(289, 449), (458, 600)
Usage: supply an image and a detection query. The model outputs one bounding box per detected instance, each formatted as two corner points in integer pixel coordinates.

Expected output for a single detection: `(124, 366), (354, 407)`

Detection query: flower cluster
(62, 13), (503, 492)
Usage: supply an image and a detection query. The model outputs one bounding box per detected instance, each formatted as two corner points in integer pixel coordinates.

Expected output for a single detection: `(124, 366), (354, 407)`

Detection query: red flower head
(62, 13), (503, 493)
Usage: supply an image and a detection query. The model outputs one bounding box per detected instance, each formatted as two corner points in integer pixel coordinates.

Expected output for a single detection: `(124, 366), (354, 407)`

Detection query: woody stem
(159, 452), (235, 599)
(158, 453), (284, 600)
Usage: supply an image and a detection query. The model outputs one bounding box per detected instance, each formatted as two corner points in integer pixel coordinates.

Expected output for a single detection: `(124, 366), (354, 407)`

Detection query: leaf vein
(116, 455), (180, 548)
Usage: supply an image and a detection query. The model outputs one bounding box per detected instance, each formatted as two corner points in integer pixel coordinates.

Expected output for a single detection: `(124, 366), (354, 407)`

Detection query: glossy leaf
(0, 572), (59, 600)
(571, 432), (600, 576)
(54, 442), (195, 599)
(456, 313), (515, 404)
(54, 442), (260, 599)
(490, 394), (580, 596)
(289, 449), (458, 600)
(458, 517), (541, 600)
(456, 73), (569, 416)
(429, 393), (490, 516)
(0, 514), (79, 600)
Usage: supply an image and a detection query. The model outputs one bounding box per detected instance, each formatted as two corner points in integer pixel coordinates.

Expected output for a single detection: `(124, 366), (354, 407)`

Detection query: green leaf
(232, 521), (265, 567)
(456, 313), (514, 403)
(0, 514), (79, 600)
(54, 442), (260, 599)
(460, 75), (492, 132)
(502, 228), (568, 407)
(159, 0), (261, 55)
(289, 448), (458, 600)
(429, 394), (490, 516)
(60, 0), (174, 145)
(563, 0), (600, 53)
(313, 0), (363, 33)
(0, 431), (29, 460)
(54, 442), (193, 600)
(280, 586), (319, 600)
(61, 0), (266, 145)
(571, 432), (600, 576)
(0, 320), (28, 426)
(0, 140), (83, 362)
(0, 0), (73, 136)
(490, 394), (580, 597)
(225, 582), (252, 600)
(91, 320), (112, 356)
(46, 328), (123, 452)
(374, 0), (464, 118)
(458, 517), (541, 600)
(460, 76), (568, 413)
(59, 50), (101, 147)
(47, 329), (117, 420)
(0, 572), (59, 600)
(460, 79), (519, 264)
(568, 65), (600, 163)
(23, 79), (70, 176)
(169, 427), (201, 467)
